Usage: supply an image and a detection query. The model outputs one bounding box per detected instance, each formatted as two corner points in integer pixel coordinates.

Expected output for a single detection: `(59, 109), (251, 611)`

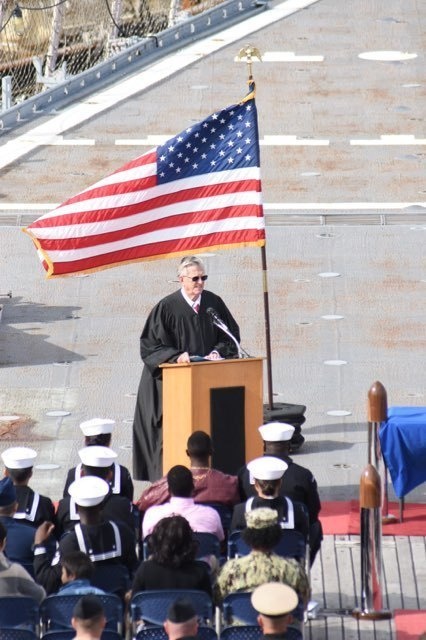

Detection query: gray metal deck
(0, 0), (425, 637)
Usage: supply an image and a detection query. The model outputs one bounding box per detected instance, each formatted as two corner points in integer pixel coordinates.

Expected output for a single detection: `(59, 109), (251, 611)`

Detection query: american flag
(24, 90), (265, 278)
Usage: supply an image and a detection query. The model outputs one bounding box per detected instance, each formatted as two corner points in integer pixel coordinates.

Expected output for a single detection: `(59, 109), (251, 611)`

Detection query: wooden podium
(160, 357), (264, 475)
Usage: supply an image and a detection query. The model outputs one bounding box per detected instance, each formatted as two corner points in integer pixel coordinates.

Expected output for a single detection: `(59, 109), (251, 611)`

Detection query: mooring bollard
(352, 464), (391, 619)
(367, 381), (397, 524)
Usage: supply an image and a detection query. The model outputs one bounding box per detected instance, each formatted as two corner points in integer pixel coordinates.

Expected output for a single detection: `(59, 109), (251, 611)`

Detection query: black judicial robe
(132, 289), (240, 481)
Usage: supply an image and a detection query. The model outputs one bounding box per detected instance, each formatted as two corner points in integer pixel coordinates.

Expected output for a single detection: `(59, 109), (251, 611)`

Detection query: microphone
(206, 307), (222, 324)
(206, 307), (251, 359)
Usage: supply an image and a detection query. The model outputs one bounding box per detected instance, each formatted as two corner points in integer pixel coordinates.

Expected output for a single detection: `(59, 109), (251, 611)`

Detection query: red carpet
(320, 501), (426, 536)
(394, 610), (426, 639)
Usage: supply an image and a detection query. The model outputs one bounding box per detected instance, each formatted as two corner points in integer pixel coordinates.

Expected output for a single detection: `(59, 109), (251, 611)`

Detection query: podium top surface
(160, 357), (264, 369)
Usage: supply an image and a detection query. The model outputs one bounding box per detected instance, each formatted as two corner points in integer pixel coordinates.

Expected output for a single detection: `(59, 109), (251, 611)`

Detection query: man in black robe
(133, 255), (240, 481)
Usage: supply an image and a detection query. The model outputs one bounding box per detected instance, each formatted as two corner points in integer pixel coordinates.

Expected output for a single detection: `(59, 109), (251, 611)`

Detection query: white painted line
(350, 134), (426, 146)
(260, 135), (329, 146)
(321, 315), (344, 320)
(324, 360), (348, 365)
(1, 201), (425, 213)
(115, 136), (170, 146)
(116, 135), (330, 147)
(358, 50), (417, 61)
(261, 51), (324, 62)
(0, 0), (321, 171)
(263, 202), (426, 210)
(318, 272), (341, 278)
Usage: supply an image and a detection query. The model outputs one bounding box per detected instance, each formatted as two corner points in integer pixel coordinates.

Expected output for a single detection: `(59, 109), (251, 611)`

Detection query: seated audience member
(0, 476), (35, 568)
(238, 422), (323, 565)
(34, 476), (137, 594)
(131, 515), (212, 596)
(0, 520), (45, 603)
(231, 456), (309, 543)
(63, 418), (134, 501)
(1, 446), (55, 527)
(56, 446), (134, 538)
(214, 507), (310, 607)
(59, 551), (106, 596)
(142, 465), (224, 542)
(71, 595), (106, 640)
(251, 582), (299, 638)
(164, 599), (199, 640)
(137, 431), (239, 511)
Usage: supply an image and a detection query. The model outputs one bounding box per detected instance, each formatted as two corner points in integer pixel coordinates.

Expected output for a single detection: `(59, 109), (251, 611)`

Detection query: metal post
(352, 464), (392, 620)
(367, 380), (397, 524)
(2, 75), (12, 112)
(110, 0), (123, 39)
(45, 0), (66, 76)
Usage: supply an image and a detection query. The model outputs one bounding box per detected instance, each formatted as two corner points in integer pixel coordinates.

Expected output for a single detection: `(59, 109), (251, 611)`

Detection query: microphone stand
(211, 317), (251, 359)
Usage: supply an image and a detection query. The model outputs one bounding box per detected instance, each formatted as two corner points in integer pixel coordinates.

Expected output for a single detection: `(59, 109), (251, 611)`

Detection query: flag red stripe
(44, 229), (265, 276)
(36, 204), (263, 251)
(29, 179), (261, 229)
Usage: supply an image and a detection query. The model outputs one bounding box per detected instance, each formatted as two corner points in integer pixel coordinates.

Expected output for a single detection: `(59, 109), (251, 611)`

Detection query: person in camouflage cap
(214, 507), (310, 608)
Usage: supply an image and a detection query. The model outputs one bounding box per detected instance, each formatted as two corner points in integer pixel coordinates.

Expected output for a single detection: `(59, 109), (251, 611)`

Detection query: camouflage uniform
(214, 550), (310, 606)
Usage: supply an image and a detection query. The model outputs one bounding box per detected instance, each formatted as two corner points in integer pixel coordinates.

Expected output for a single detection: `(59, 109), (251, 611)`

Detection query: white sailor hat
(68, 476), (109, 507)
(78, 446), (117, 468)
(79, 418), (115, 436)
(1, 447), (37, 469)
(258, 422), (295, 442)
(251, 582), (298, 616)
(247, 456), (288, 484)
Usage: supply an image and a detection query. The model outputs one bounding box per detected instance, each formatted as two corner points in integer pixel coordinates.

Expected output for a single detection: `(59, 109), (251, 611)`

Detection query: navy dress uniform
(34, 476), (138, 594)
(231, 456), (309, 542)
(1, 447), (55, 528)
(0, 477), (35, 569)
(63, 418), (134, 501)
(238, 422), (323, 564)
(56, 446), (135, 538)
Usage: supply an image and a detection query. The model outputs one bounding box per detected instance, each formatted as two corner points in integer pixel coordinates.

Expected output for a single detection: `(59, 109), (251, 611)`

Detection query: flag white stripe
(46, 216), (265, 262)
(78, 159), (156, 193)
(32, 191), (263, 239)
(35, 167), (261, 221)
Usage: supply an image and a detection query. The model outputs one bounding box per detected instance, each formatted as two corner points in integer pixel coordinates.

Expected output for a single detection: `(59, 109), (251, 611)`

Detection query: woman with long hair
(131, 515), (212, 595)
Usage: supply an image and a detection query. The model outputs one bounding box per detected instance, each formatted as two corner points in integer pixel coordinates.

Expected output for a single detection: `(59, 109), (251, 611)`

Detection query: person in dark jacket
(56, 445), (134, 538)
(238, 422), (323, 564)
(34, 476), (137, 595)
(1, 446), (55, 527)
(231, 456), (309, 544)
(0, 476), (36, 570)
(63, 418), (134, 501)
(131, 515), (212, 597)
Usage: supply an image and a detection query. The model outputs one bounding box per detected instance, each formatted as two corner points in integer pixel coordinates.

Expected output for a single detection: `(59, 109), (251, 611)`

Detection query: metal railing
(0, 0), (230, 108)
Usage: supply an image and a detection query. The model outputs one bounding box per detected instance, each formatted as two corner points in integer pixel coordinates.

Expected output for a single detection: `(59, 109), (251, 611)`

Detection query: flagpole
(237, 45), (274, 411)
(261, 244), (274, 411)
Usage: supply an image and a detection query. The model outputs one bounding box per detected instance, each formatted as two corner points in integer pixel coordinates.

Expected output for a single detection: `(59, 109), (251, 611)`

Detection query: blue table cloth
(379, 406), (426, 498)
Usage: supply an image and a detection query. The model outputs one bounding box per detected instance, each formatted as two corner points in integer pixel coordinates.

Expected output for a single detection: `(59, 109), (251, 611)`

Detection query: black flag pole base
(263, 402), (306, 451)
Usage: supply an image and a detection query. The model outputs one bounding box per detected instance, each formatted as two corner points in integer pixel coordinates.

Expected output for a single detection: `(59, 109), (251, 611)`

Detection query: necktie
(194, 304), (200, 313)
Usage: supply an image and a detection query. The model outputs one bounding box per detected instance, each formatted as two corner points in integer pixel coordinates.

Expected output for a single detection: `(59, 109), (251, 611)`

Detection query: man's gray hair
(177, 255), (206, 277)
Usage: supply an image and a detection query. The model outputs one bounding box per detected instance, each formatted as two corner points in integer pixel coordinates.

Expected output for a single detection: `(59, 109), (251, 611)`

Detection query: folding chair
(91, 562), (131, 598)
(193, 532), (221, 561)
(0, 630), (38, 640)
(220, 625), (262, 640)
(40, 593), (123, 634)
(222, 592), (304, 627)
(41, 631), (122, 640)
(130, 590), (214, 633)
(0, 597), (39, 632)
(136, 626), (217, 640)
(227, 529), (306, 564)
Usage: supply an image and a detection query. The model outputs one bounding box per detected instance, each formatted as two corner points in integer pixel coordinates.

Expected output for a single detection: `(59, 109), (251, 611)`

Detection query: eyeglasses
(183, 275), (208, 282)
